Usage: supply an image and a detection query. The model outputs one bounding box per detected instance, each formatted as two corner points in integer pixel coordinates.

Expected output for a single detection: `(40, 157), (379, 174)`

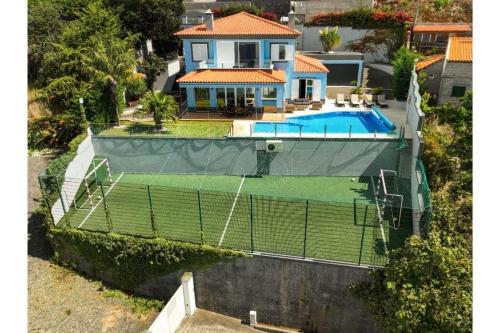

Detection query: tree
(392, 47), (419, 100)
(319, 26), (341, 52)
(140, 54), (168, 90)
(80, 35), (138, 124)
(350, 234), (472, 333)
(28, 0), (63, 83)
(138, 91), (177, 129)
(104, 0), (184, 57)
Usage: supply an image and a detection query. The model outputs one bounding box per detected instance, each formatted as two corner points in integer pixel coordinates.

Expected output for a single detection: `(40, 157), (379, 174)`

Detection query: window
(236, 88), (245, 107)
(191, 43), (208, 62)
(262, 87), (277, 99)
(306, 80), (314, 100)
(451, 86), (467, 98)
(194, 88), (210, 109)
(232, 42), (259, 68)
(271, 43), (287, 61)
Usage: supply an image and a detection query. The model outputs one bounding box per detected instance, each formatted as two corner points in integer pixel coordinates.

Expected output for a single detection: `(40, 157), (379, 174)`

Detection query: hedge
(307, 8), (412, 29)
(48, 226), (246, 291)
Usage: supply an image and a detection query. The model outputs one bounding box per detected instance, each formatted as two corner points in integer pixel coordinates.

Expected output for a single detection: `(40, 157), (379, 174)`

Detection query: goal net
(72, 158), (113, 210)
(375, 169), (404, 229)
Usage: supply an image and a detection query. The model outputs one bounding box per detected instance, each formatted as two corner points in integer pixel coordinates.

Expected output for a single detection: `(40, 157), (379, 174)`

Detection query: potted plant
(319, 26), (341, 53)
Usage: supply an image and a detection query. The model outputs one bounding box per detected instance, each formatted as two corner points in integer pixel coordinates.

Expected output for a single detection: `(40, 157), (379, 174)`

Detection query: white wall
(299, 26), (389, 63)
(148, 272), (196, 333)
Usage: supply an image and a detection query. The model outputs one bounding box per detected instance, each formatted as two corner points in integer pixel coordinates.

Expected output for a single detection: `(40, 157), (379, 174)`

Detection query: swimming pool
(252, 107), (396, 136)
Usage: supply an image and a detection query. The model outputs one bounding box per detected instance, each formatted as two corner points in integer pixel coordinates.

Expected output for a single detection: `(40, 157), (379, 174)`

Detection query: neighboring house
(291, 0), (374, 22)
(412, 23), (472, 53)
(175, 11), (329, 112)
(416, 36), (472, 105)
(180, 0), (252, 29)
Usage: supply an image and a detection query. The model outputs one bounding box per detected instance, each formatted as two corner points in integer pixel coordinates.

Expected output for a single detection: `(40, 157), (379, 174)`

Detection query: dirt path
(28, 154), (159, 332)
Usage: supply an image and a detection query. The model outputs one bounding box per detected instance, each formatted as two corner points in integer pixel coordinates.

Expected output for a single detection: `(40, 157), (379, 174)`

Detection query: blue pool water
(253, 108), (396, 135)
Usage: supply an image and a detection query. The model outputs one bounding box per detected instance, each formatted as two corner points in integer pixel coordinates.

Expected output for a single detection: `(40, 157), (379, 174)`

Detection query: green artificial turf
(64, 173), (413, 266)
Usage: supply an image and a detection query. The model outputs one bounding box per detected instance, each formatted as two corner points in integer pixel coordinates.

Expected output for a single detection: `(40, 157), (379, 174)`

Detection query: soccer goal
(375, 169), (404, 229)
(72, 158), (113, 210)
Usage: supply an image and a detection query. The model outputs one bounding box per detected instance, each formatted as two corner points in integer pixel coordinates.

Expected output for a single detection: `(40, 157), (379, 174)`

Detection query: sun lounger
(364, 94), (374, 107)
(377, 94), (389, 108)
(350, 94), (362, 107)
(336, 94), (349, 107)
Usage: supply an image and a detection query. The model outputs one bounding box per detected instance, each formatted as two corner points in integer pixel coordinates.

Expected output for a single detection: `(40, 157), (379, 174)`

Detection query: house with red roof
(416, 36), (472, 104)
(175, 11), (329, 112)
(412, 23), (472, 53)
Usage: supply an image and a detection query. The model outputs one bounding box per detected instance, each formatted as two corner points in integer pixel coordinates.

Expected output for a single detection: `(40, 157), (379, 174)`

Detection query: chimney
(205, 9), (214, 31)
(288, 10), (295, 30)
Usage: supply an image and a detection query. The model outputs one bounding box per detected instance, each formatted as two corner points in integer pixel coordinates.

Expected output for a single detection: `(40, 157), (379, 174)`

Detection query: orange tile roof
(416, 54), (445, 70)
(176, 69), (286, 84)
(175, 12), (301, 37)
(413, 24), (472, 33)
(447, 37), (472, 62)
(294, 54), (329, 73)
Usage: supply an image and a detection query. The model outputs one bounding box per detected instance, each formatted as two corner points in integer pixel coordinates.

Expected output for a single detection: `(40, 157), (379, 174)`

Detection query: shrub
(28, 114), (86, 150)
(260, 11), (278, 21)
(124, 76), (148, 101)
(392, 47), (419, 100)
(309, 8), (411, 29)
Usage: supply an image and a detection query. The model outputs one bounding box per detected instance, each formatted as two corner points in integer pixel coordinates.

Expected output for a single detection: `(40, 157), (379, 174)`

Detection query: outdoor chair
(364, 94), (375, 107)
(377, 94), (389, 108)
(350, 94), (362, 107)
(336, 94), (349, 107)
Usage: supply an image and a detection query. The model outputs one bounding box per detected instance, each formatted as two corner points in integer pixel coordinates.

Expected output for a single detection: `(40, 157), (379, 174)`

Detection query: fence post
(349, 125), (352, 138)
(197, 190), (204, 243)
(100, 182), (113, 232)
(299, 125), (303, 139)
(324, 125), (327, 138)
(147, 185), (158, 237)
(274, 123), (277, 137)
(303, 200), (309, 259)
(38, 176), (55, 226)
(55, 176), (70, 227)
(250, 194), (254, 253)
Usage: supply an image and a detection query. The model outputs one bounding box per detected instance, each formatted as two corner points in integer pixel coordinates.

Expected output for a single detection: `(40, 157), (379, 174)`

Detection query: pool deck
(231, 99), (411, 139)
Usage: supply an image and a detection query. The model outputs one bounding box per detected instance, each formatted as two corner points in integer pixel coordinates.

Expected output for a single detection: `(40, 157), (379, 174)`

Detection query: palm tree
(319, 26), (341, 53)
(81, 35), (137, 125)
(138, 91), (177, 130)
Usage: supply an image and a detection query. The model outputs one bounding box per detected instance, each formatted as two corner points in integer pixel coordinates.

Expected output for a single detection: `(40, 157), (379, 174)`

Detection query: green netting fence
(41, 174), (415, 267)
(416, 159), (433, 237)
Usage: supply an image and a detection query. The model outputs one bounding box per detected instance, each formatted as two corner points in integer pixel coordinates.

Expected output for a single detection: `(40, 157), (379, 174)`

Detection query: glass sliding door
(238, 42), (259, 68)
(226, 88), (235, 107)
(246, 88), (255, 107)
(236, 88), (245, 107)
(216, 88), (225, 108)
(194, 87), (210, 109)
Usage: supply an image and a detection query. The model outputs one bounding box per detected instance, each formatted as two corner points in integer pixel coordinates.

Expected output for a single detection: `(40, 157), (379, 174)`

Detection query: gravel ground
(28, 154), (159, 332)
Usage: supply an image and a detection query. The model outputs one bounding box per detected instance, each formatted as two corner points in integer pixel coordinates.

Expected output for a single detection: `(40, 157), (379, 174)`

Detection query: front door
(299, 79), (306, 99)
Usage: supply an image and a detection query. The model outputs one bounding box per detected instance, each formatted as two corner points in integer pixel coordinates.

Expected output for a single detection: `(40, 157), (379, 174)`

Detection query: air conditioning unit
(265, 140), (283, 153)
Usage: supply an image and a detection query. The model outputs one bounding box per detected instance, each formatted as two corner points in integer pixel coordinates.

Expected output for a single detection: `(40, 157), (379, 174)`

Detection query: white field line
(371, 176), (389, 257)
(218, 175), (246, 247)
(74, 186), (100, 210)
(78, 173), (124, 229)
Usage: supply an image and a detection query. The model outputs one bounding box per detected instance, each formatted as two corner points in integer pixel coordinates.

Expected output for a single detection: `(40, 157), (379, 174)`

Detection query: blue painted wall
(289, 72), (328, 100)
(179, 83), (284, 110)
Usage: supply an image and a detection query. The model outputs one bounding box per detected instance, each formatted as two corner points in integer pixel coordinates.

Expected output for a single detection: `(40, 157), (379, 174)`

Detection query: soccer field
(63, 173), (413, 266)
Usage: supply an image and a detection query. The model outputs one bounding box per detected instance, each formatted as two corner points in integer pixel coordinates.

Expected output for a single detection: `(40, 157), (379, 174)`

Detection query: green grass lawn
(94, 120), (232, 138)
(64, 173), (413, 266)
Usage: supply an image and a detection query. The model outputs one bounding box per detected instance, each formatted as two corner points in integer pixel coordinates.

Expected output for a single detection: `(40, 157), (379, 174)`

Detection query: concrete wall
(299, 26), (389, 63)
(418, 59), (444, 99)
(193, 256), (379, 332)
(293, 0), (374, 21)
(438, 62), (472, 105)
(153, 59), (181, 93)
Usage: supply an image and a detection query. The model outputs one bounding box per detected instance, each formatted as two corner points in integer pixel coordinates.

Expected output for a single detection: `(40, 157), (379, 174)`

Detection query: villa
(175, 11), (329, 113)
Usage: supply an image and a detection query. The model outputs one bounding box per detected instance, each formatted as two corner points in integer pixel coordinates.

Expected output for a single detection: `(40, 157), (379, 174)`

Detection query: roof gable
(447, 37), (472, 62)
(413, 24), (472, 33)
(294, 54), (329, 73)
(175, 12), (301, 37)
